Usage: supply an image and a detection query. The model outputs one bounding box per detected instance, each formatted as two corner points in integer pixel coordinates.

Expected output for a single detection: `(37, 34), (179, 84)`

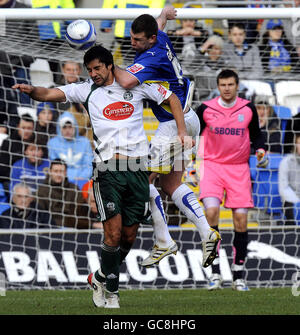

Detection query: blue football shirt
(126, 30), (191, 122)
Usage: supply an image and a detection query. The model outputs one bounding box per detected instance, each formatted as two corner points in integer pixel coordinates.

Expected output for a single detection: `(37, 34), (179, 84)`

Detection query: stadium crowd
(0, 0), (299, 230)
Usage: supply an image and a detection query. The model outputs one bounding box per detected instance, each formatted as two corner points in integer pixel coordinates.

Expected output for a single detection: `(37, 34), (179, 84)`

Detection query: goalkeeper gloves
(256, 148), (269, 168)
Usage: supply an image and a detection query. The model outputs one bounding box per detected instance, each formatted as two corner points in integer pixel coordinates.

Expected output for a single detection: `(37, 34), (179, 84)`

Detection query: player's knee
(205, 207), (220, 224)
(122, 231), (136, 245)
(104, 230), (122, 246)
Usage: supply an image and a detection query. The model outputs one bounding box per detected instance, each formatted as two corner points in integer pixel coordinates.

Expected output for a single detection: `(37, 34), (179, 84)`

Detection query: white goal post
(0, 6), (299, 290)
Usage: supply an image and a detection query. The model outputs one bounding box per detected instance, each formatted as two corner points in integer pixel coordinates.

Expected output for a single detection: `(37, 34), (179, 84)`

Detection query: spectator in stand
(81, 179), (103, 229)
(252, 95), (283, 154)
(9, 136), (50, 194)
(194, 34), (227, 100)
(167, 18), (209, 72)
(279, 133), (300, 225)
(56, 61), (93, 143)
(0, 183), (54, 229)
(57, 61), (83, 86)
(223, 22), (263, 79)
(0, 113), (35, 198)
(260, 0), (300, 60)
(259, 19), (298, 75)
(100, 0), (165, 63)
(35, 102), (57, 157)
(47, 111), (93, 182)
(36, 159), (90, 228)
(284, 110), (300, 154)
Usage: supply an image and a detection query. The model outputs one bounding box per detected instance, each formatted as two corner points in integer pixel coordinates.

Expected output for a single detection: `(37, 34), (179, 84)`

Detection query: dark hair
(19, 113), (34, 125)
(217, 69), (239, 85)
(50, 158), (67, 169)
(131, 14), (158, 38)
(229, 22), (245, 32)
(83, 44), (114, 71)
(24, 134), (46, 154)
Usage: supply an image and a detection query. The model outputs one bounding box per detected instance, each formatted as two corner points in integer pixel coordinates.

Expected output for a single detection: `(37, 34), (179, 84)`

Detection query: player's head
(83, 45), (114, 86)
(217, 69), (239, 103)
(130, 14), (158, 52)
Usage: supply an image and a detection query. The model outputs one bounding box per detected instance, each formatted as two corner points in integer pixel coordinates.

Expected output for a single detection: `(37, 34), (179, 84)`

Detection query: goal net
(0, 3), (300, 290)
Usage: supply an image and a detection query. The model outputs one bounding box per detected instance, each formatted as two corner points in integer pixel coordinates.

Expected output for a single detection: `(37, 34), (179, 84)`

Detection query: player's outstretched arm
(12, 83), (66, 102)
(156, 5), (177, 31)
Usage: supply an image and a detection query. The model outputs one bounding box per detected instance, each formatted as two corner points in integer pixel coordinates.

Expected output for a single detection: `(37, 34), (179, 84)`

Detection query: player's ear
(149, 35), (157, 44)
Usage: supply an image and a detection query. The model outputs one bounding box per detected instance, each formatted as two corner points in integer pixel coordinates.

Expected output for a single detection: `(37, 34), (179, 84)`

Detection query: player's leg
(87, 166), (125, 308)
(119, 223), (140, 264)
(202, 197), (223, 290)
(222, 162), (253, 291)
(141, 182), (178, 267)
(88, 214), (122, 308)
(232, 209), (250, 291)
(160, 163), (221, 268)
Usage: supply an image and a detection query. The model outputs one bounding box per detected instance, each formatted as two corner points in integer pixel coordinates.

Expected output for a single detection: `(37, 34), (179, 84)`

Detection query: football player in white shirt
(12, 44), (193, 309)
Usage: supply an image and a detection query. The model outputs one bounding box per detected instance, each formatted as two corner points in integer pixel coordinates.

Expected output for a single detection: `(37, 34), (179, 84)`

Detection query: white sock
(171, 184), (211, 240)
(149, 184), (173, 247)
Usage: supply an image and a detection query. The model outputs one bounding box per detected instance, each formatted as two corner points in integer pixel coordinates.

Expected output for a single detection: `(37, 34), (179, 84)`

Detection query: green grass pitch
(0, 288), (299, 315)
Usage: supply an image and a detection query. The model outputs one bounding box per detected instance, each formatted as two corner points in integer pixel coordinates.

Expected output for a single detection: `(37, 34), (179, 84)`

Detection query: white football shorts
(148, 109), (200, 174)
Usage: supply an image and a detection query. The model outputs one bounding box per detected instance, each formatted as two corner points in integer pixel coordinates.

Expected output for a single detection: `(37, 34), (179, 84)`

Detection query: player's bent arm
(163, 93), (194, 148)
(12, 84), (66, 102)
(156, 6), (177, 31)
(114, 66), (139, 90)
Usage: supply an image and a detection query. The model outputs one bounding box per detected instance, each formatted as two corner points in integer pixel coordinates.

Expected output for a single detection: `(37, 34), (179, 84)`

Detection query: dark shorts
(92, 160), (150, 226)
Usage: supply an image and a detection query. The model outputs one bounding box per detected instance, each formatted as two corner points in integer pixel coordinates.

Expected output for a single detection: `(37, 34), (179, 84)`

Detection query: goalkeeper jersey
(58, 79), (171, 162)
(196, 96), (266, 165)
(126, 30), (191, 122)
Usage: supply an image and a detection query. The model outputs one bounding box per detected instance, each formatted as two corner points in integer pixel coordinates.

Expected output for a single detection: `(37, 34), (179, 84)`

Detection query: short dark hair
(18, 113), (34, 125)
(50, 158), (67, 170)
(131, 14), (158, 38)
(217, 69), (239, 85)
(83, 44), (114, 71)
(229, 22), (246, 32)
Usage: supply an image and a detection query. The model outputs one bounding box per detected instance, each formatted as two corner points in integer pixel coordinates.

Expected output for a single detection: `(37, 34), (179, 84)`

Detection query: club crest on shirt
(127, 63), (145, 74)
(238, 114), (244, 122)
(123, 91), (133, 101)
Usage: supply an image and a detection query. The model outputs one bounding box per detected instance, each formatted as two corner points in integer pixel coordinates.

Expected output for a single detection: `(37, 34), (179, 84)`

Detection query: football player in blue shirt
(114, 6), (221, 268)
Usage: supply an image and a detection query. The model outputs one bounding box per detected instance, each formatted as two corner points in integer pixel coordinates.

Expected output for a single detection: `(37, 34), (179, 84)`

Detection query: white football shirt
(58, 78), (171, 162)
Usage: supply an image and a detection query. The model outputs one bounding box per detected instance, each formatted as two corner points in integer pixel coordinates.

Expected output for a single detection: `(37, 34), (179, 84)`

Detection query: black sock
(100, 242), (121, 292)
(232, 231), (248, 280)
(211, 225), (220, 274)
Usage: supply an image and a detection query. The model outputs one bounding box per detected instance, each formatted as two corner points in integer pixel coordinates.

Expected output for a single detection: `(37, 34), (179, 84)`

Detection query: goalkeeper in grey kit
(12, 45), (193, 308)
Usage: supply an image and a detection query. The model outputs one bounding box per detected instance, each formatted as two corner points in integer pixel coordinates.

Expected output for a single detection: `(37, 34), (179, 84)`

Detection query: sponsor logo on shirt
(103, 102), (134, 120)
(127, 63), (145, 74)
(210, 127), (245, 136)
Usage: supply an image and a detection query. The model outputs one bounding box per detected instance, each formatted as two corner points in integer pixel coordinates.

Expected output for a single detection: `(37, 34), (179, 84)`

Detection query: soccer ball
(65, 19), (97, 50)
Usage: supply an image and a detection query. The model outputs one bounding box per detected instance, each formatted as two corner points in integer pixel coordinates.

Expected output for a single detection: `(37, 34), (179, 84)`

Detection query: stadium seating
(272, 105), (292, 143)
(29, 58), (55, 88)
(274, 81), (300, 116)
(249, 154), (284, 216)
